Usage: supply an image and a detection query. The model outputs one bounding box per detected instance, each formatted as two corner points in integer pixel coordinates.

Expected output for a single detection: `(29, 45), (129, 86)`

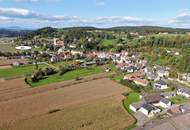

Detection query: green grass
(123, 92), (140, 130)
(113, 74), (123, 82)
(0, 64), (46, 78)
(123, 92), (140, 114)
(170, 95), (189, 104)
(31, 66), (104, 87)
(102, 39), (116, 47)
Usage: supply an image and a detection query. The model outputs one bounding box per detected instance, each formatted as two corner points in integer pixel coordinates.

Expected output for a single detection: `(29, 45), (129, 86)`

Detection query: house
(126, 66), (138, 73)
(146, 72), (159, 81)
(161, 92), (176, 99)
(129, 101), (146, 112)
(157, 69), (169, 77)
(143, 94), (161, 104)
(124, 72), (145, 81)
(158, 98), (172, 108)
(177, 87), (190, 98)
(133, 78), (149, 87)
(154, 80), (168, 90)
(139, 104), (161, 117)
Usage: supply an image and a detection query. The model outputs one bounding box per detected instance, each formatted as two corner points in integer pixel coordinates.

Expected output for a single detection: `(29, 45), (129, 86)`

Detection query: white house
(129, 101), (145, 112)
(158, 98), (172, 108)
(157, 69), (169, 77)
(154, 80), (168, 90)
(139, 104), (161, 117)
(177, 87), (190, 98)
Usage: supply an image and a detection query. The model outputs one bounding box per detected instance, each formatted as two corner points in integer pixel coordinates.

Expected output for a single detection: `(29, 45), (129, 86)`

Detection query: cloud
(0, 7), (155, 28)
(168, 10), (190, 27)
(95, 0), (105, 6)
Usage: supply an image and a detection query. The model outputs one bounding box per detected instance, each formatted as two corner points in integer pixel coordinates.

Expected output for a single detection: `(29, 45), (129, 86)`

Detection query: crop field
(0, 78), (133, 130)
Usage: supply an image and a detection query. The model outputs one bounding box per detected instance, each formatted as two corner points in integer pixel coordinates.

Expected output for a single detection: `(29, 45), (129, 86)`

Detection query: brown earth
(0, 78), (134, 130)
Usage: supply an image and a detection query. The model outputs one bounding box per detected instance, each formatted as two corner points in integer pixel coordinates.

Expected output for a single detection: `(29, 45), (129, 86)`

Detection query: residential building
(177, 87), (190, 98)
(154, 80), (168, 90)
(139, 104), (161, 117)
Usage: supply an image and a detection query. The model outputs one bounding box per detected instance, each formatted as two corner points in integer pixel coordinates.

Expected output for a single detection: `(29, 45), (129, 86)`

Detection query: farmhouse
(154, 80), (168, 90)
(139, 104), (161, 117)
(177, 87), (190, 98)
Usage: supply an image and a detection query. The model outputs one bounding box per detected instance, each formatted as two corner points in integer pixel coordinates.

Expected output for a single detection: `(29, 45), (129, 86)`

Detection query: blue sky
(0, 0), (190, 28)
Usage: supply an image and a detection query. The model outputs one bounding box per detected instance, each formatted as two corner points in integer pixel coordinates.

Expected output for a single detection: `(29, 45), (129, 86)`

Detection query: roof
(156, 80), (167, 85)
(161, 92), (176, 97)
(142, 104), (156, 111)
(160, 98), (170, 104)
(131, 101), (146, 109)
(134, 78), (148, 85)
(177, 87), (190, 95)
(144, 94), (161, 103)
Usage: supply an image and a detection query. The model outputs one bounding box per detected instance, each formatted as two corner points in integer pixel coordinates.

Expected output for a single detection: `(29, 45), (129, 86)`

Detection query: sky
(0, 0), (190, 29)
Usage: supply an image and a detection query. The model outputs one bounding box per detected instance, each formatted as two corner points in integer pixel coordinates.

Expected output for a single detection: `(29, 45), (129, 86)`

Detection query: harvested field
(0, 78), (133, 130)
(1, 97), (134, 130)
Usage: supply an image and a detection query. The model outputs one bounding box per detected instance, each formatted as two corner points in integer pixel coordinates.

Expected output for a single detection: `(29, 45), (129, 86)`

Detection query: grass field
(0, 64), (47, 78)
(31, 67), (104, 87)
(170, 95), (189, 104)
(123, 92), (140, 114)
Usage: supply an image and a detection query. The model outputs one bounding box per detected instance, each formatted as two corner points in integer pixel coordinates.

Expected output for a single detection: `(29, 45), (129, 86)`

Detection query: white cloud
(0, 7), (163, 28)
(168, 10), (190, 27)
(95, 0), (105, 6)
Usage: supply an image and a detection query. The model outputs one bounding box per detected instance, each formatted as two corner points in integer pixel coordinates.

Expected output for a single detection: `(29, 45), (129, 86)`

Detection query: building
(129, 101), (146, 112)
(158, 98), (172, 108)
(177, 87), (190, 98)
(139, 104), (161, 117)
(161, 92), (176, 99)
(157, 69), (169, 77)
(154, 80), (168, 90)
(133, 78), (149, 87)
(126, 66), (138, 73)
(143, 94), (161, 104)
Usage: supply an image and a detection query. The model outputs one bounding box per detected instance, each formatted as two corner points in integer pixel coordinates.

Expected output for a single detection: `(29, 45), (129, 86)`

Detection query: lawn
(102, 39), (116, 47)
(170, 95), (189, 104)
(31, 66), (104, 87)
(0, 64), (46, 78)
(123, 92), (140, 114)
(113, 74), (124, 82)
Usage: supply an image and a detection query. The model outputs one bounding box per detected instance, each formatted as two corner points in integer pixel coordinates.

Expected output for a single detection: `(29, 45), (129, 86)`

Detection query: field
(0, 78), (134, 130)
(0, 64), (46, 78)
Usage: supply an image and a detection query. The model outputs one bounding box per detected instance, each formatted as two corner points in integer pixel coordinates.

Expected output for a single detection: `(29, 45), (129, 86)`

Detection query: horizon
(0, 0), (190, 29)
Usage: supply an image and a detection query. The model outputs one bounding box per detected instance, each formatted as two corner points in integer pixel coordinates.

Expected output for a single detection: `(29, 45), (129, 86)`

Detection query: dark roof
(144, 94), (161, 103)
(131, 101), (146, 109)
(156, 80), (167, 85)
(177, 87), (190, 95)
(160, 98), (170, 104)
(142, 104), (155, 111)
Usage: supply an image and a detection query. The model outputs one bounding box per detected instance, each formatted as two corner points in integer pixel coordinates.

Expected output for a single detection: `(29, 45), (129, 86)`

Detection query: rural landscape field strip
(0, 73), (112, 102)
(0, 78), (130, 127)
